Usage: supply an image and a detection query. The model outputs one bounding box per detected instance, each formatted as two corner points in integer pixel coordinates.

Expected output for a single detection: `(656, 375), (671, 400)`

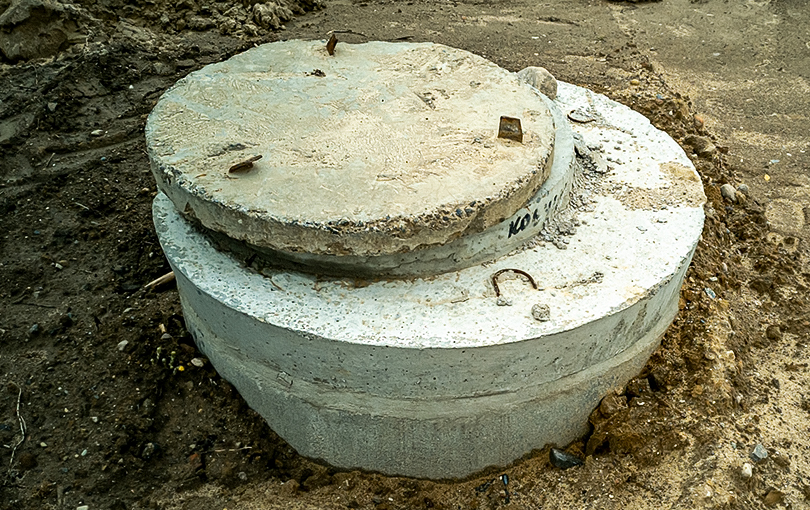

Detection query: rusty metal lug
(498, 116), (523, 143)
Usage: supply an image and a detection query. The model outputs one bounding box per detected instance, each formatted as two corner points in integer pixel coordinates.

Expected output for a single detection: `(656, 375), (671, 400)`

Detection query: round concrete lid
(146, 40), (556, 257)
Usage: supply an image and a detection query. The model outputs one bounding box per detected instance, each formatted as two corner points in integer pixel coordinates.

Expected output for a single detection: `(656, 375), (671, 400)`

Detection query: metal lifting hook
(490, 269), (538, 297)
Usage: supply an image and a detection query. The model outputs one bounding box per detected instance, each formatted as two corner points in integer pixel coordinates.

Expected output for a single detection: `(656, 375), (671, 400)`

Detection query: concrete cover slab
(146, 40), (556, 257)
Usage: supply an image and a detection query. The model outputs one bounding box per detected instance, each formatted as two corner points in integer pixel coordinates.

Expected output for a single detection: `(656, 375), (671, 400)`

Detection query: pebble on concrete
(496, 296), (513, 307)
(531, 303), (550, 322)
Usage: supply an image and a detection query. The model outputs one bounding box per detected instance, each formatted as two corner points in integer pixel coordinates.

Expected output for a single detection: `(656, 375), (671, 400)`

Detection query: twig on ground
(22, 302), (57, 309)
(212, 446), (253, 453)
(144, 271), (176, 291)
(3, 383), (26, 487)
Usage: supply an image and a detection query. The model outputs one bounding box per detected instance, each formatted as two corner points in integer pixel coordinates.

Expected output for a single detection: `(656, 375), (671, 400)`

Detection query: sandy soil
(1, 0), (808, 509)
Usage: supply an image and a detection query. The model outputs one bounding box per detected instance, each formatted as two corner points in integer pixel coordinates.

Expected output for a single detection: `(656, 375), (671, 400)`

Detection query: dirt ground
(1, 0), (809, 509)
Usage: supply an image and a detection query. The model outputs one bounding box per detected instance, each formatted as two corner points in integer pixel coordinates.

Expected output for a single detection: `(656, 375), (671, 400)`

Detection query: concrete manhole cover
(148, 39), (705, 478)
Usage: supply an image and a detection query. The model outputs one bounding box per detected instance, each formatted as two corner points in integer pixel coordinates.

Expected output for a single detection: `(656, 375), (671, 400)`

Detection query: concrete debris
(496, 296), (513, 307)
(253, 2), (293, 30)
(517, 66), (558, 99)
(531, 303), (550, 322)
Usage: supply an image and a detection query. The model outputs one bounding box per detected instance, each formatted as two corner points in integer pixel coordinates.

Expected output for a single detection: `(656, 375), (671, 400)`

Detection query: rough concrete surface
(2, 0), (810, 508)
(153, 75), (703, 477)
(147, 40), (556, 257)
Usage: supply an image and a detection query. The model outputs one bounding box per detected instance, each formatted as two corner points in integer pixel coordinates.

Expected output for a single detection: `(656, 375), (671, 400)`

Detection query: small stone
(626, 376), (653, 396)
(278, 479), (300, 496)
(531, 303), (550, 322)
(772, 451), (790, 468)
(765, 325), (782, 341)
(741, 462), (753, 480)
(302, 469), (333, 491)
(648, 366), (670, 390)
(54, 262), (64, 270)
(160, 333), (173, 341)
(190, 357), (206, 368)
(630, 78), (640, 86)
(187, 15), (216, 31)
(141, 442), (157, 459)
(684, 134), (716, 157)
(516, 66), (558, 99)
(39, 442), (47, 448)
(750, 443), (768, 462)
(90, 129), (104, 137)
(704, 287), (716, 299)
(47, 102), (57, 111)
(28, 323), (40, 335)
(599, 392), (627, 418)
(117, 340), (129, 352)
(763, 489), (784, 507)
(496, 296), (513, 306)
(77, 506), (89, 510)
(737, 183), (750, 195)
(720, 183), (737, 203)
(549, 448), (583, 469)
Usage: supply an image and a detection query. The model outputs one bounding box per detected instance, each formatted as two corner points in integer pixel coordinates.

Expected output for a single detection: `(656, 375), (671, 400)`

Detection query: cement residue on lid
(146, 40), (556, 256)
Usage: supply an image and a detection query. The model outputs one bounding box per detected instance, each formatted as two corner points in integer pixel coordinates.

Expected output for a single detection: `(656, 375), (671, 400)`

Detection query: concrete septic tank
(147, 40), (705, 479)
